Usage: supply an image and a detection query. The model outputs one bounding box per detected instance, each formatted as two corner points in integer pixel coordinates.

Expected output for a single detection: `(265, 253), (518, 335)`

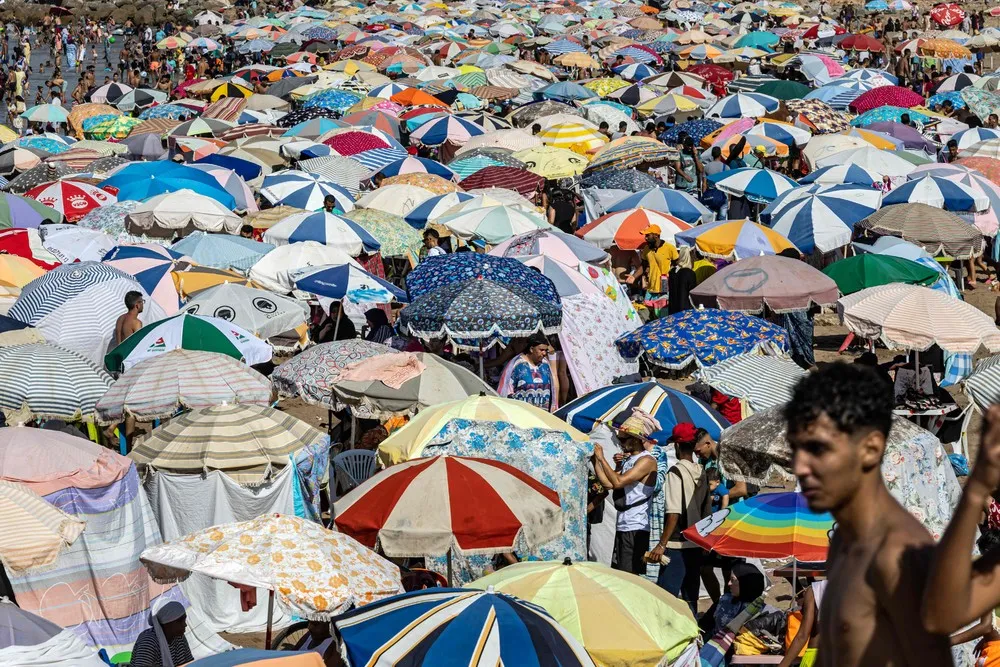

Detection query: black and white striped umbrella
(696, 355), (808, 412)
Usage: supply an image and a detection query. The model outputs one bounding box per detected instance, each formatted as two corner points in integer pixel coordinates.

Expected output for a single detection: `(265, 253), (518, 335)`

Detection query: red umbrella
(24, 180), (116, 222)
(841, 34), (885, 53)
(0, 229), (60, 269)
(802, 24), (845, 39)
(930, 2), (966, 26)
(848, 85), (925, 113)
(323, 130), (392, 155)
(687, 64), (734, 97)
(459, 166), (545, 197)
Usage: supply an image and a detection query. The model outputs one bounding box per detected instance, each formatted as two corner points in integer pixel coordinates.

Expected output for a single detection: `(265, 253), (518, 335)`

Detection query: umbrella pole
(791, 559), (797, 608)
(333, 305), (342, 340)
(478, 341), (484, 380)
(446, 549), (453, 587)
(265, 589), (275, 649)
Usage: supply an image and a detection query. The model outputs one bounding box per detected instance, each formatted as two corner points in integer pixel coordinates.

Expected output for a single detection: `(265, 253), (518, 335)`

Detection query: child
(707, 467), (729, 512)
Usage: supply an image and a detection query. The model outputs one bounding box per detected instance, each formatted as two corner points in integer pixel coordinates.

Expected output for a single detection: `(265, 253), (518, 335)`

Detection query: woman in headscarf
(129, 600), (192, 667)
(363, 308), (395, 345)
(497, 333), (559, 412)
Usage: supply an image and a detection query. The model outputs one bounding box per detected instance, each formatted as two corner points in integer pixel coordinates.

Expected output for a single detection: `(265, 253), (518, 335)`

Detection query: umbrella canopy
(615, 308), (789, 370)
(104, 313), (273, 373)
(99, 162), (237, 207)
(410, 115), (486, 146)
(24, 181), (116, 223)
(141, 514), (401, 619)
(0, 480), (85, 573)
(696, 355), (808, 412)
(707, 167), (798, 203)
(0, 343), (113, 420)
(130, 405), (327, 483)
(335, 588), (596, 667)
(762, 184), (883, 253)
(706, 92), (780, 118)
(468, 560), (698, 667)
(489, 229), (608, 268)
(856, 202), (985, 259)
(171, 232), (274, 273)
(883, 175), (990, 211)
(260, 171), (356, 212)
(555, 381), (728, 445)
(675, 219), (797, 260)
(335, 455), (563, 557)
(263, 211), (380, 256)
(436, 205), (551, 245)
(0, 192), (62, 229)
(103, 243), (191, 315)
(293, 262), (407, 304)
(272, 339), (396, 410)
(576, 208), (691, 250)
(690, 255), (840, 313)
(822, 254), (939, 295)
(96, 349), (272, 423)
(682, 492), (832, 561)
(332, 352), (495, 418)
(182, 283), (308, 342)
(838, 284), (1000, 353)
(125, 190), (242, 238)
(406, 252), (560, 304)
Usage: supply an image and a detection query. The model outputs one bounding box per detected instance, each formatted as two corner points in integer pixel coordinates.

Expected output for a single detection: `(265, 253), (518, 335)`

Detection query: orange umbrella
(390, 88), (449, 108)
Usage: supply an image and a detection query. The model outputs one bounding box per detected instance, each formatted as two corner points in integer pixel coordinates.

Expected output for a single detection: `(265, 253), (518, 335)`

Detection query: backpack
(668, 463), (713, 543)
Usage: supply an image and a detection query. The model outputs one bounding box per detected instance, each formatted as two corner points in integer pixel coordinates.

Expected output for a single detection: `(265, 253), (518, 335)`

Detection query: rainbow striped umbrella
(682, 492), (832, 561)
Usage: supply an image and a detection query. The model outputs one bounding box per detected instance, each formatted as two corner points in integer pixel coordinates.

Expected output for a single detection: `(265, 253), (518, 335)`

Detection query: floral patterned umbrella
(140, 514), (402, 620)
(303, 89), (364, 112)
(272, 339), (397, 409)
(406, 252), (560, 304)
(615, 308), (789, 370)
(343, 208), (423, 257)
(850, 105), (932, 127)
(960, 87), (1000, 121)
(82, 115), (142, 140)
(784, 99), (853, 134)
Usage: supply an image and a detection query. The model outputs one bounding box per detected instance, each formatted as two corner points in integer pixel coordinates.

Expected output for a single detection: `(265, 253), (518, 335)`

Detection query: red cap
(671, 422), (698, 444)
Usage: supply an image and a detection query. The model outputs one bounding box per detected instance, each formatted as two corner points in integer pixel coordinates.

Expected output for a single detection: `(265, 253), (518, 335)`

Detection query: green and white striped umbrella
(0, 343), (113, 420)
(105, 313), (273, 373)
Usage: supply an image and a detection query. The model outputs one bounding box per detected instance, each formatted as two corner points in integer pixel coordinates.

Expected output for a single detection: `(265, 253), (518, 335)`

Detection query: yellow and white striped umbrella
(0, 480), (84, 572)
(538, 122), (608, 153)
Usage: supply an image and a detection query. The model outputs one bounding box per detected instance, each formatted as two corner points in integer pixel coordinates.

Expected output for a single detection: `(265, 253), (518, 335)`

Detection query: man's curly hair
(784, 363), (893, 439)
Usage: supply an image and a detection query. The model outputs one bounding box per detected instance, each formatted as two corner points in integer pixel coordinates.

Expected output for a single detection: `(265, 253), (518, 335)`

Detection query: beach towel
(341, 352), (425, 389)
(699, 596), (767, 667)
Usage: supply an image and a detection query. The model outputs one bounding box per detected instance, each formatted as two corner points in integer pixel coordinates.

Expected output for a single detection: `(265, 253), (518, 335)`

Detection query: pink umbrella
(490, 229), (609, 268)
(709, 117), (755, 148)
(849, 86), (925, 113)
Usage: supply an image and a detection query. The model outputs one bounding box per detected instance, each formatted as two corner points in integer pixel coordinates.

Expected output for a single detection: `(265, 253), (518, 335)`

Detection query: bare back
(818, 497), (952, 667)
(115, 312), (141, 346)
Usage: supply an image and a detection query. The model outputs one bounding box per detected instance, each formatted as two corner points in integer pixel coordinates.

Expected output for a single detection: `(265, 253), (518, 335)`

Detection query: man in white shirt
(421, 228), (446, 258)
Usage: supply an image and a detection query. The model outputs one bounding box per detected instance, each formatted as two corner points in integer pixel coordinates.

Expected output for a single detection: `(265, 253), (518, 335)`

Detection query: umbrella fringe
(400, 323), (562, 351)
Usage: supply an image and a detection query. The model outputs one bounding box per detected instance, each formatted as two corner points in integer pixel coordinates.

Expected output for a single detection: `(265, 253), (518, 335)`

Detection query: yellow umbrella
(0, 255), (45, 297)
(841, 128), (898, 150)
(325, 59), (377, 74)
(555, 52), (601, 69)
(171, 266), (259, 300)
(377, 394), (588, 466)
(583, 77), (630, 96)
(469, 560), (699, 667)
(538, 122), (608, 152)
(635, 93), (701, 116)
(512, 145), (589, 178)
(457, 64), (485, 74)
(0, 480), (85, 573)
(0, 124), (17, 143)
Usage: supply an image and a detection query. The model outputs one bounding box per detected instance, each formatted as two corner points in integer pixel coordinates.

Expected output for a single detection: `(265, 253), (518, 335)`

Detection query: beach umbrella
(605, 187), (713, 225)
(407, 115), (486, 147)
(458, 166), (545, 198)
(355, 184), (435, 217)
(104, 313), (273, 373)
(380, 173), (460, 196)
(856, 202), (985, 259)
(962, 355), (1000, 411)
(343, 208), (423, 258)
(376, 156), (457, 180)
(511, 146), (588, 179)
(181, 280), (305, 338)
(798, 163), (884, 187)
(706, 92), (779, 119)
(39, 226), (114, 264)
(335, 454), (563, 559)
(126, 190), (243, 237)
(103, 243), (191, 314)
(615, 308), (789, 370)
(293, 262), (407, 304)
(953, 127), (1000, 151)
(24, 181), (116, 222)
(576, 208), (691, 250)
(335, 588), (595, 666)
(20, 104), (68, 124)
(930, 2), (966, 26)
(0, 192), (61, 229)
(403, 191), (478, 228)
(675, 219), (796, 260)
(171, 231), (273, 273)
(248, 241), (361, 293)
(744, 119), (811, 147)
(761, 184), (883, 253)
(141, 514), (401, 643)
(489, 229), (609, 268)
(848, 85), (924, 113)
(0, 228), (59, 269)
(586, 138), (679, 174)
(813, 144), (916, 177)
(0, 480), (85, 573)
(95, 349), (271, 423)
(822, 254), (939, 295)
(696, 355), (808, 412)
(614, 62), (659, 80)
(882, 175), (989, 211)
(99, 161), (237, 207)
(435, 205), (550, 244)
(259, 172), (355, 212)
(263, 211), (380, 256)
(0, 343), (113, 420)
(0, 256), (45, 298)
(9, 261), (165, 364)
(839, 284), (1000, 353)
(606, 83), (659, 107)
(690, 255), (840, 313)
(556, 381), (728, 444)
(272, 339), (396, 410)
(405, 252), (560, 304)
(682, 492), (832, 561)
(537, 122), (608, 152)
(707, 167), (798, 202)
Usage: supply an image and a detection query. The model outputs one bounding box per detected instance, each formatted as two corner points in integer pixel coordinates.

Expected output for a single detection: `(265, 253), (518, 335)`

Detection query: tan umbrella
(857, 202), (985, 259)
(554, 52), (601, 69)
(0, 480), (84, 572)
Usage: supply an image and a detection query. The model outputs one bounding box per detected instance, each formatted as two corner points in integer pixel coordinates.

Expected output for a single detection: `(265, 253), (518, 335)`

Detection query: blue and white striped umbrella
(349, 148), (410, 172)
(606, 187), (713, 224)
(804, 83), (868, 110)
(798, 164), (884, 187)
(612, 46), (660, 64)
(883, 175), (989, 212)
(762, 184), (883, 254)
(409, 115), (486, 146)
(367, 82), (411, 99)
(263, 211), (380, 256)
(838, 68), (898, 84)
(293, 262), (407, 303)
(542, 39), (587, 54)
(555, 381), (728, 445)
(335, 589), (596, 667)
(953, 127), (1000, 151)
(403, 191), (477, 229)
(376, 156), (458, 180)
(706, 92), (780, 119)
(613, 62), (659, 81)
(260, 171), (356, 211)
(707, 167), (798, 203)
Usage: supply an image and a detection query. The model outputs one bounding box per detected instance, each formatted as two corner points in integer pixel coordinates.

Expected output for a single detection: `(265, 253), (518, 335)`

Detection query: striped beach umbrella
(576, 208), (691, 250)
(556, 381), (728, 444)
(0, 343), (113, 420)
(409, 115), (486, 146)
(706, 92), (780, 119)
(613, 62), (659, 81)
(538, 122), (608, 152)
(24, 180), (116, 222)
(606, 188), (713, 224)
(436, 205), (551, 244)
(376, 156), (458, 180)
(882, 175), (990, 211)
(335, 589), (596, 666)
(294, 262), (407, 303)
(952, 127), (1000, 150)
(403, 191), (478, 228)
(103, 244), (191, 315)
(263, 210), (380, 256)
(762, 184), (883, 254)
(259, 171), (356, 212)
(675, 219), (797, 260)
(696, 355), (808, 411)
(798, 163), (884, 187)
(104, 313), (273, 373)
(707, 167), (798, 203)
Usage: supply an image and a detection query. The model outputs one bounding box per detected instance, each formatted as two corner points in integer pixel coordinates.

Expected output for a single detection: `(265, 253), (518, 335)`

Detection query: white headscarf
(149, 600), (185, 667)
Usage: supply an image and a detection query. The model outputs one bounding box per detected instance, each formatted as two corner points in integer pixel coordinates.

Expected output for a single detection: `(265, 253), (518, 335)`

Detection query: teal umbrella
(822, 254), (939, 295)
(734, 32), (779, 49)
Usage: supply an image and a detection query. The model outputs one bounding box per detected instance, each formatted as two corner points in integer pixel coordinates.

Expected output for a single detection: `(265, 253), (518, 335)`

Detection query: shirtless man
(785, 364), (953, 667)
(114, 291), (144, 345)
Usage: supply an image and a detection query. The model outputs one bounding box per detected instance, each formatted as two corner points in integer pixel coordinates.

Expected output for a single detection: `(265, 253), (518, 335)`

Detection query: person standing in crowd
(497, 333), (558, 411)
(626, 224), (678, 317)
(114, 291), (144, 346)
(420, 228), (446, 258)
(130, 601), (193, 667)
(786, 364), (952, 667)
(590, 410), (660, 576)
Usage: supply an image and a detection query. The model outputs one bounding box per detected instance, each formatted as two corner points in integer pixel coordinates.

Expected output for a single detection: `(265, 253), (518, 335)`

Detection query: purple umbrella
(865, 122), (937, 154)
(690, 255), (841, 313)
(0, 192), (63, 229)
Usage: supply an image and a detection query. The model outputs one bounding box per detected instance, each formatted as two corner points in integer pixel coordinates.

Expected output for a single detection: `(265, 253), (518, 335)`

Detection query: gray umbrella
(333, 353), (497, 418)
(267, 74), (318, 100)
(4, 163), (73, 193)
(122, 132), (166, 160)
(0, 597), (62, 649)
(508, 100), (580, 128)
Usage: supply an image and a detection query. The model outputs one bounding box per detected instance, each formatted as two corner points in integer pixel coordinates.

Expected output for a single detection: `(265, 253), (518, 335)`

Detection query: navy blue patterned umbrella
(580, 168), (661, 192)
(661, 119), (723, 144)
(398, 277), (562, 350)
(406, 253), (560, 305)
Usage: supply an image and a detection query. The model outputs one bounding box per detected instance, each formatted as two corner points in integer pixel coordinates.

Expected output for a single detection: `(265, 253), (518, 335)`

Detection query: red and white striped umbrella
(334, 455), (563, 557)
(25, 180), (117, 222)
